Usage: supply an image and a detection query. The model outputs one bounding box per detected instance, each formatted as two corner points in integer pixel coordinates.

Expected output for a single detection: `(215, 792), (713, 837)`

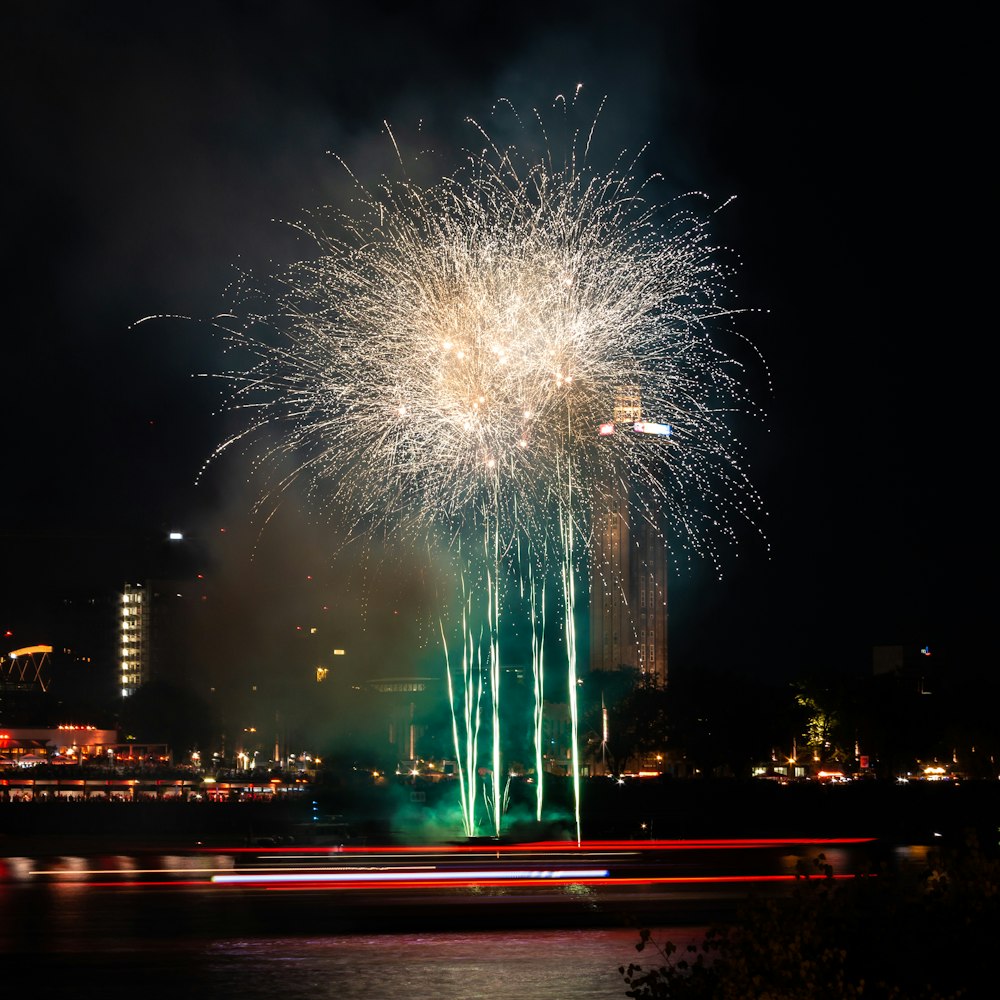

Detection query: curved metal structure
(3, 645), (53, 692)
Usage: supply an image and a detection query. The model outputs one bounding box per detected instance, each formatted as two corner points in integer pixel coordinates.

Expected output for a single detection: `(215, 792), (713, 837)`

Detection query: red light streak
(207, 837), (876, 857)
(75, 880), (215, 888)
(218, 872), (870, 892)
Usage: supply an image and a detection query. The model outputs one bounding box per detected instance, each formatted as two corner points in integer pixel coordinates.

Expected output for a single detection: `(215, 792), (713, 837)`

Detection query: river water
(8, 924), (701, 999)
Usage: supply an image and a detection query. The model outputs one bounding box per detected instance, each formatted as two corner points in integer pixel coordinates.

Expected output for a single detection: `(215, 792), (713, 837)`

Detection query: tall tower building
(589, 388), (668, 686)
(119, 580), (197, 697)
(120, 583), (150, 697)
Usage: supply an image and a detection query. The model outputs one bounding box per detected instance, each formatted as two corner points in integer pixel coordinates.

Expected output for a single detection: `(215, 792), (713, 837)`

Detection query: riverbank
(2, 777), (997, 856)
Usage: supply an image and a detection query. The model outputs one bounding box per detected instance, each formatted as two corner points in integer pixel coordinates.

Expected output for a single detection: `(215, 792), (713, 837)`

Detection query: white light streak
(211, 868), (609, 885)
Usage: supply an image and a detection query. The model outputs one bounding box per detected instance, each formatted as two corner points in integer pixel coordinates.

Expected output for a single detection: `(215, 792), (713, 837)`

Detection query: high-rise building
(119, 579), (198, 697)
(589, 388), (668, 686)
(119, 583), (149, 697)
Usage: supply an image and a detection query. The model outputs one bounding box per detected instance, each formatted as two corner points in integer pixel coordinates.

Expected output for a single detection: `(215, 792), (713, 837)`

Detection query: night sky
(1, 2), (982, 704)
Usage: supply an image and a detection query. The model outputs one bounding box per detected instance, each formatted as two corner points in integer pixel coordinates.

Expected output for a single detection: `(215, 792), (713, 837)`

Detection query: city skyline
(1, 4), (980, 709)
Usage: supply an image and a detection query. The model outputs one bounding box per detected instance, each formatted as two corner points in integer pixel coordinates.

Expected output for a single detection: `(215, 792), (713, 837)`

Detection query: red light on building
(598, 423), (615, 436)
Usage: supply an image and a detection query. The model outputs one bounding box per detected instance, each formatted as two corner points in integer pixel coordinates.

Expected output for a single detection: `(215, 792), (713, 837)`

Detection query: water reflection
(200, 929), (685, 1000)
(2, 927), (698, 1000)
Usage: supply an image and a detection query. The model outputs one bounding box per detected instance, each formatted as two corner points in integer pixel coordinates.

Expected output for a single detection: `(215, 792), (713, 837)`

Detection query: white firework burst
(211, 100), (764, 569)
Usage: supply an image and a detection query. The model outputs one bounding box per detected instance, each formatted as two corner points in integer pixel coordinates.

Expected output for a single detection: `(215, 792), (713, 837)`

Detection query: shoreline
(3, 777), (998, 857)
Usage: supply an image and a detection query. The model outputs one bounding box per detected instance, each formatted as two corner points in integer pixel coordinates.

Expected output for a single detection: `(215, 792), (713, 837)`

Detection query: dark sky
(1, 2), (983, 696)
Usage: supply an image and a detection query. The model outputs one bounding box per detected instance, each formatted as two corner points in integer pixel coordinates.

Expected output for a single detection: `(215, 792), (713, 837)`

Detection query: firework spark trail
(464, 602), (482, 835)
(558, 447), (582, 845)
(485, 485), (503, 838)
(209, 95), (766, 837)
(440, 621), (469, 834)
(529, 553), (545, 823)
(443, 559), (483, 837)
